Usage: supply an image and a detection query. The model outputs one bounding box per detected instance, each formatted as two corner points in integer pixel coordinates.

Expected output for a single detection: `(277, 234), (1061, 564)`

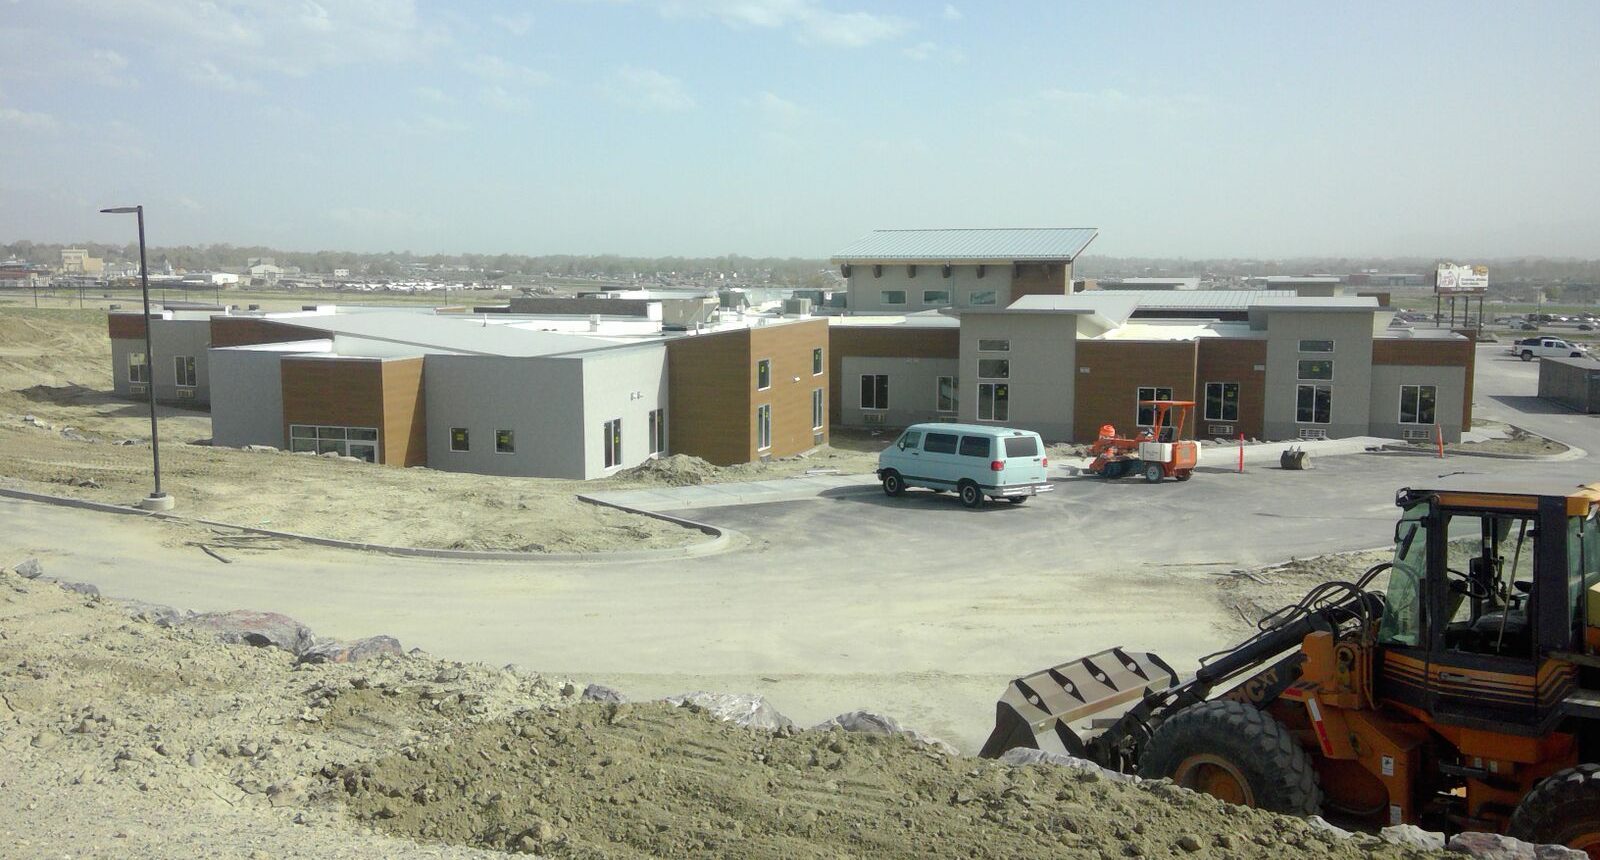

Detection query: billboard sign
(1435, 263), (1489, 294)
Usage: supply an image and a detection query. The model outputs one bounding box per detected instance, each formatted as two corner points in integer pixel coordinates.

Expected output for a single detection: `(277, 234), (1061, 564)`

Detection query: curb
(0, 486), (735, 563)
(1370, 444), (1587, 462)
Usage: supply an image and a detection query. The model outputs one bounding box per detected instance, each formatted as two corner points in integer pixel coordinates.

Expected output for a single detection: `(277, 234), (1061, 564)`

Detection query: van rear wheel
(958, 481), (984, 508)
(881, 471), (904, 497)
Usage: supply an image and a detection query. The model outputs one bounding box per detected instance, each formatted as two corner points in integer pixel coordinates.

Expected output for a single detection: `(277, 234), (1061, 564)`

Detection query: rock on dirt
(13, 557), (44, 579)
(297, 635), (404, 665)
(1381, 825), (1446, 850)
(1447, 832), (1587, 859)
(581, 683), (628, 704)
(180, 609), (317, 655)
(997, 746), (1135, 782)
(663, 690), (793, 731)
(811, 709), (958, 755)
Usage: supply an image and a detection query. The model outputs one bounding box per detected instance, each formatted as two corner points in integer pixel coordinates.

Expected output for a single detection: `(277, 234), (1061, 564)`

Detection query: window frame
(921, 289), (951, 305)
(649, 408), (667, 455)
(1298, 339), (1335, 353)
(880, 290), (907, 306)
(1204, 381), (1240, 422)
(1398, 384), (1438, 425)
(811, 347), (823, 376)
(449, 426), (470, 452)
(977, 339), (1010, 352)
(859, 373), (889, 410)
(977, 358), (1009, 380)
(968, 290), (997, 307)
(1296, 384), (1332, 424)
(1297, 359), (1334, 381)
(924, 432), (958, 454)
(173, 354), (197, 388)
(811, 387), (824, 430)
(936, 376), (957, 413)
(495, 429), (515, 454)
(127, 352), (149, 384)
(756, 403), (772, 451)
(291, 423), (379, 460)
(756, 358), (772, 391)
(603, 418), (623, 468)
(1136, 386), (1175, 427)
(977, 382), (1008, 421)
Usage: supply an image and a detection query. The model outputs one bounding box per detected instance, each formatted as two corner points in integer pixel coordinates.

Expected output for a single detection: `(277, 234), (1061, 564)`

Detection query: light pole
(100, 205), (174, 511)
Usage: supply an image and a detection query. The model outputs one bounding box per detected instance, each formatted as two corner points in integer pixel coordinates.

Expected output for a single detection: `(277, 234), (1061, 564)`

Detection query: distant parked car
(876, 423), (1052, 508)
(1509, 337), (1587, 361)
(1580, 323), (1596, 332)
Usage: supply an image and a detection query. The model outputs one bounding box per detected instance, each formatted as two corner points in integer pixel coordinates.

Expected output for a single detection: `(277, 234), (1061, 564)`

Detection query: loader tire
(1509, 763), (1600, 857)
(1138, 700), (1322, 816)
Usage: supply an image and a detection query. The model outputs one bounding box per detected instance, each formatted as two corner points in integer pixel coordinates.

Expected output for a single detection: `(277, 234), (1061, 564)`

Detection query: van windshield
(1004, 436), (1038, 458)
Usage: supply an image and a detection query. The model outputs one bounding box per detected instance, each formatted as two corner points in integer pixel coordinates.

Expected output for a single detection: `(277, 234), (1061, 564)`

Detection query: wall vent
(862, 412), (884, 425)
(813, 432), (825, 446)
(1401, 428), (1432, 441)
(1207, 424), (1234, 436)
(129, 384), (147, 395)
(1298, 428), (1328, 440)
(176, 388), (195, 400)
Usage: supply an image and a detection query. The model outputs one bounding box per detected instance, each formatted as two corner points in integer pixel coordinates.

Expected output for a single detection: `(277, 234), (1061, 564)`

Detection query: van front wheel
(881, 471), (905, 497)
(958, 481), (984, 509)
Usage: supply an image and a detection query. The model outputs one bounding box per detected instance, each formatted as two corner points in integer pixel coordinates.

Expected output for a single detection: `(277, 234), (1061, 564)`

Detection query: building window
(603, 418), (622, 467)
(977, 339), (1010, 352)
(128, 352), (149, 384)
(968, 290), (997, 306)
(1399, 384), (1437, 425)
(1204, 382), (1239, 422)
(649, 408), (666, 454)
(921, 289), (950, 305)
(756, 404), (772, 451)
(812, 347), (823, 376)
(1298, 359), (1333, 381)
(757, 358), (771, 390)
(860, 374), (888, 410)
(1297, 385), (1332, 424)
(1137, 386), (1174, 427)
(977, 358), (1009, 379)
(811, 388), (824, 430)
(977, 383), (1008, 421)
(936, 376), (957, 413)
(881, 290), (906, 305)
(173, 355), (197, 388)
(449, 427), (469, 452)
(290, 424), (378, 462)
(1299, 339), (1334, 353)
(495, 429), (515, 454)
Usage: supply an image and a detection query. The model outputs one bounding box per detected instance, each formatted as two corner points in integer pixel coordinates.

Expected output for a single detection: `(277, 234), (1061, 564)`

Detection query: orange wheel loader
(980, 477), (1600, 856)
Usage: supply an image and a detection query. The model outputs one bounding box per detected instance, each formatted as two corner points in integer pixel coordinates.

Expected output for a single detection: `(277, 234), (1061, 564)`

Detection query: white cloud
(753, 91), (808, 127)
(606, 65), (695, 112)
(0, 101), (58, 131)
(460, 54), (552, 86)
(942, 4), (961, 21)
(396, 113), (468, 134)
(902, 40), (963, 63)
(657, 1), (910, 48)
(185, 60), (259, 94)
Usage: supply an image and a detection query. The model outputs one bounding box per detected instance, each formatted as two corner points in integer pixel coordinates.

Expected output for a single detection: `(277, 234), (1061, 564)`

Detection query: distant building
(1091, 277), (1201, 291)
(1242, 275), (1344, 297)
(61, 248), (104, 276)
(180, 272), (240, 286)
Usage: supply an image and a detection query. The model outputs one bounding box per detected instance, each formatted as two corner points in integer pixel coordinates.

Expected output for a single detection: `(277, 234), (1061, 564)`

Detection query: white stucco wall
(958, 313), (1078, 441)
(846, 264), (1013, 314)
(839, 356), (960, 428)
(580, 346), (671, 478)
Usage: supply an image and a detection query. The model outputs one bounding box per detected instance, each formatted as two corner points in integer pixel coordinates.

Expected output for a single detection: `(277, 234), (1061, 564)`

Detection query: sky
(1, 1), (1597, 260)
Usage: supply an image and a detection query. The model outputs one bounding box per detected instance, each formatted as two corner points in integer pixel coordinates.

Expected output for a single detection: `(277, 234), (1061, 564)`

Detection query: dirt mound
(335, 701), (1436, 860)
(611, 454), (721, 486)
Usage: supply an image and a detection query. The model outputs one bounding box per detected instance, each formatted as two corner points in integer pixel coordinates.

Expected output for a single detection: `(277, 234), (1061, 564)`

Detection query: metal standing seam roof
(1096, 289), (1294, 311)
(830, 228), (1099, 263)
(262, 311), (643, 358)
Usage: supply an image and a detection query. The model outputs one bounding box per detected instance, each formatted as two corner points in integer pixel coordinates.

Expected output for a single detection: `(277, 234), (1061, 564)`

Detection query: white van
(876, 423), (1053, 508)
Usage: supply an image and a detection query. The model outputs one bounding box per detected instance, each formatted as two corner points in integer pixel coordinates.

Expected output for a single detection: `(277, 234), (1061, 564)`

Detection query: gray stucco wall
(839, 356), (959, 428)
(1367, 364), (1465, 442)
(111, 318), (214, 405)
(208, 346), (294, 448)
(958, 313), (1077, 441)
(1262, 310), (1375, 440)
(846, 264), (1013, 314)
(579, 346), (670, 478)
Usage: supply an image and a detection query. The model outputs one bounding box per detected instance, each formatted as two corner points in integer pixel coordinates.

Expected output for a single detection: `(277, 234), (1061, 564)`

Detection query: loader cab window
(1378, 502), (1430, 647)
(1569, 511), (1600, 639)
(1436, 513), (1538, 658)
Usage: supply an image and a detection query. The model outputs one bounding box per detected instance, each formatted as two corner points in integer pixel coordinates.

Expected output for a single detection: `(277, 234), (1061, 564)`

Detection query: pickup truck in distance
(1509, 336), (1587, 361)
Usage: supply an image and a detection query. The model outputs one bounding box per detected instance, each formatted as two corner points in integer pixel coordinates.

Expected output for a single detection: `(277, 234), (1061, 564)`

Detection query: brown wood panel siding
(667, 329), (752, 466)
(380, 357), (427, 467)
(1009, 263), (1068, 299)
(108, 313), (146, 340)
(750, 319), (829, 459)
(279, 357), (387, 458)
(210, 317), (326, 347)
(826, 326), (961, 420)
(1073, 340), (1198, 442)
(1373, 338), (1475, 428)
(1195, 338), (1267, 438)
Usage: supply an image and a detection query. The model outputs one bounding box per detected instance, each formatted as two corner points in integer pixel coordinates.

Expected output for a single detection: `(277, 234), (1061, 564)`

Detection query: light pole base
(137, 493), (176, 512)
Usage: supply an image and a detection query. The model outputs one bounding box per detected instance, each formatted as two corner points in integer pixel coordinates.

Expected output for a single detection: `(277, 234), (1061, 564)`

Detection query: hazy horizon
(2, 2), (1597, 260)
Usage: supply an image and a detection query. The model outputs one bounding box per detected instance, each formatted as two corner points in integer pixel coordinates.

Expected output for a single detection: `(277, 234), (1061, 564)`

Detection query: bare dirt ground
(0, 307), (880, 552)
(0, 563), (1443, 860)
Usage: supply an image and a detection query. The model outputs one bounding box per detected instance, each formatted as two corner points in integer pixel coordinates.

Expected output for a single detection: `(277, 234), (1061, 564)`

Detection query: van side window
(1004, 436), (1038, 458)
(923, 433), (959, 454)
(899, 430), (922, 450)
(959, 435), (992, 458)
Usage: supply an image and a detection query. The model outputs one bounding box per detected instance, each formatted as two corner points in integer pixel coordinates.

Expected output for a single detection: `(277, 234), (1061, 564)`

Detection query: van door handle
(1437, 672), (1471, 684)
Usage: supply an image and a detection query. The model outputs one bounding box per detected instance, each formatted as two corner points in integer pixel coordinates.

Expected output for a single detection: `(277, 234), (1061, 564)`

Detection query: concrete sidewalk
(584, 435), (1390, 512)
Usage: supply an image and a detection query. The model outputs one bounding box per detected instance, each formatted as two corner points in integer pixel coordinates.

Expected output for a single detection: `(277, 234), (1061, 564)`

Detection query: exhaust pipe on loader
(978, 648), (1180, 759)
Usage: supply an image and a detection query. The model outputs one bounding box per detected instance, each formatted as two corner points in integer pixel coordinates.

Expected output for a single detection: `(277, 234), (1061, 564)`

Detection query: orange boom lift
(1086, 399), (1200, 483)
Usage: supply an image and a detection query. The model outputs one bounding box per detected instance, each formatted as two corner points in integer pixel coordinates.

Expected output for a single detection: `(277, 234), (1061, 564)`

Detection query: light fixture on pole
(100, 205), (175, 512)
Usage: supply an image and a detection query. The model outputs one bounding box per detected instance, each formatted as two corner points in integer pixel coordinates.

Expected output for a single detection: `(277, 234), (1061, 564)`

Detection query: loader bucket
(978, 648), (1180, 759)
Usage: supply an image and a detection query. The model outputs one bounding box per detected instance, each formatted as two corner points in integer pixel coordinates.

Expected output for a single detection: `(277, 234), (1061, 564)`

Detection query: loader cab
(1376, 481), (1600, 731)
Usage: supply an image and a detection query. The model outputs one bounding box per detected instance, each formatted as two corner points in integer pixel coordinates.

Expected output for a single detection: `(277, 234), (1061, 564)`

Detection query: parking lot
(2, 341), (1591, 752)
